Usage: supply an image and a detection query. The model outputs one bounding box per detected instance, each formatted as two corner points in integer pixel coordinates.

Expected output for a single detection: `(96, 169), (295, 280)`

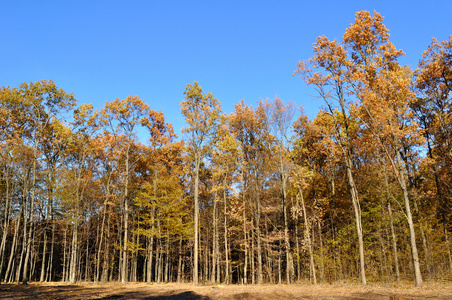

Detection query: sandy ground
(0, 281), (451, 300)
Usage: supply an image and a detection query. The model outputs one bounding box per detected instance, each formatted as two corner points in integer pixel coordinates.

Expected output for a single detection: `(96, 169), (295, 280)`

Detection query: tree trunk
(255, 177), (263, 284)
(211, 194), (217, 283)
(62, 224), (67, 282)
(318, 222), (324, 282)
(394, 147), (423, 287)
(295, 199), (301, 283)
(0, 166), (11, 279)
(121, 149), (130, 284)
(177, 238), (182, 283)
(193, 156), (200, 285)
(22, 157), (38, 285)
(281, 171), (294, 284)
(264, 220), (273, 284)
(251, 228), (255, 284)
(345, 155), (366, 285)
(69, 223), (78, 283)
(96, 198), (108, 282)
(46, 220), (55, 282)
(40, 230), (47, 281)
(383, 164), (401, 282)
(300, 190), (316, 284)
(223, 178), (230, 284)
(4, 205), (22, 282)
(387, 201), (400, 281)
(102, 211), (111, 282)
(278, 238), (282, 284)
(243, 187), (248, 284)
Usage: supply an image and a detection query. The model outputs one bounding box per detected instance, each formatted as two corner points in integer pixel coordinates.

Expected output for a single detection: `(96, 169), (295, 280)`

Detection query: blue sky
(1, 1), (451, 140)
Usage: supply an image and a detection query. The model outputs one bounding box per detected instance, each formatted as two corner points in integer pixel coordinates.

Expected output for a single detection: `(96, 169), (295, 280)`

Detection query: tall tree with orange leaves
(415, 36), (452, 271)
(343, 11), (424, 287)
(181, 81), (221, 285)
(100, 96), (149, 283)
(294, 33), (367, 285)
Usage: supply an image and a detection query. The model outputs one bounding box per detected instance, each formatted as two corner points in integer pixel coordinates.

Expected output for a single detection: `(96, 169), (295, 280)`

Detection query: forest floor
(0, 281), (451, 300)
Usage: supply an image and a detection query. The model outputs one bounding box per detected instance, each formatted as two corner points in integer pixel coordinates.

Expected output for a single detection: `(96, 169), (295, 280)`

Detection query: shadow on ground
(0, 284), (210, 300)
(96, 291), (209, 300)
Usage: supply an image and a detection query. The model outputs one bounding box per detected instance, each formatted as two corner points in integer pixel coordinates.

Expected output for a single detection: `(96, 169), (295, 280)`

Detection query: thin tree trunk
(223, 177), (229, 284)
(243, 188), (248, 284)
(413, 197), (432, 280)
(255, 177), (263, 284)
(294, 197), (301, 283)
(40, 230), (47, 281)
(318, 222), (325, 282)
(147, 234), (154, 282)
(388, 201), (400, 281)
(96, 199), (108, 282)
(300, 190), (316, 284)
(383, 163), (400, 281)
(345, 155), (366, 285)
(251, 228), (255, 284)
(146, 166), (157, 283)
(22, 157), (37, 285)
(203, 228), (208, 282)
(216, 217), (220, 283)
(69, 222), (78, 283)
(193, 156), (200, 285)
(278, 237), (282, 284)
(121, 149), (130, 284)
(0, 166), (12, 278)
(211, 194), (217, 283)
(46, 220), (55, 282)
(4, 205), (22, 282)
(394, 147), (423, 287)
(62, 224), (67, 282)
(282, 173), (294, 284)
(155, 239), (160, 283)
(102, 210), (111, 282)
(30, 227), (37, 281)
(85, 228), (90, 281)
(177, 238), (182, 283)
(264, 219), (272, 284)
(165, 235), (169, 282)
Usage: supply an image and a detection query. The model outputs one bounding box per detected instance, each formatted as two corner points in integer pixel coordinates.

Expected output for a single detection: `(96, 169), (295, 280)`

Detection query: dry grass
(0, 281), (451, 299)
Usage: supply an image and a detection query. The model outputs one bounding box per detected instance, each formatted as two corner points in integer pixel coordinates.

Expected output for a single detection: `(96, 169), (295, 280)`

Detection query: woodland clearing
(0, 282), (451, 300)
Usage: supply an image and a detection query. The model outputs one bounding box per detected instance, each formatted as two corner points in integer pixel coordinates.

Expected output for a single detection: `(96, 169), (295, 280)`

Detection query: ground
(0, 282), (451, 300)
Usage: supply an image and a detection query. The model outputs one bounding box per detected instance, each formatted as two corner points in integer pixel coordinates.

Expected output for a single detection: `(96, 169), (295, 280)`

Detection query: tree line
(0, 11), (451, 286)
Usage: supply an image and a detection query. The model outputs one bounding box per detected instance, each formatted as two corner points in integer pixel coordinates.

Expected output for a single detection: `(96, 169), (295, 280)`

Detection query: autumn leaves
(0, 10), (451, 286)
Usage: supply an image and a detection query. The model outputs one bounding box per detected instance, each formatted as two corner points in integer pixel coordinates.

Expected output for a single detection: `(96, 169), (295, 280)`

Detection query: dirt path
(0, 282), (450, 299)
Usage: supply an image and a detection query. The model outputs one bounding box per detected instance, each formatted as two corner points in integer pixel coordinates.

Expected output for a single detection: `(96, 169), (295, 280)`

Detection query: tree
(415, 35), (452, 272)
(100, 96), (149, 283)
(181, 81), (221, 285)
(14, 80), (75, 284)
(210, 114), (240, 283)
(342, 11), (424, 286)
(264, 97), (296, 283)
(229, 100), (275, 284)
(139, 109), (186, 282)
(294, 35), (367, 285)
(64, 103), (99, 283)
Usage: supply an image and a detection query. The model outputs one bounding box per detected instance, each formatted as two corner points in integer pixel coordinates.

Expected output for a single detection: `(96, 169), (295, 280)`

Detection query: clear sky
(1, 1), (451, 139)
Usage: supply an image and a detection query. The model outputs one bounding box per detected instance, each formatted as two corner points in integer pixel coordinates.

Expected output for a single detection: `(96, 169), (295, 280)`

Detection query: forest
(0, 11), (451, 288)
